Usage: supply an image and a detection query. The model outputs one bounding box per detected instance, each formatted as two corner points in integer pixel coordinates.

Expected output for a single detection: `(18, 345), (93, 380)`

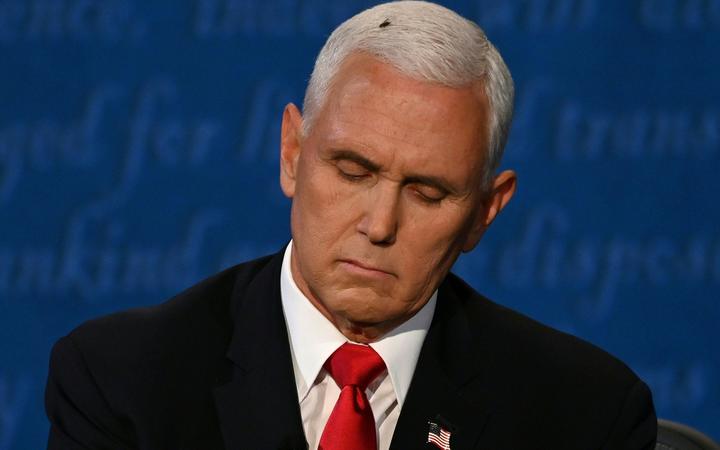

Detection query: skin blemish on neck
(379, 19), (391, 28)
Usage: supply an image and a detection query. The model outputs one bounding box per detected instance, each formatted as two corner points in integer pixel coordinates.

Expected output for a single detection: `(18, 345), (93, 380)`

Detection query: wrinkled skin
(280, 53), (516, 343)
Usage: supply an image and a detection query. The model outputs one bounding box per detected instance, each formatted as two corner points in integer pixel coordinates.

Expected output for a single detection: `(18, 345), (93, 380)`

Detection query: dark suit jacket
(46, 250), (657, 449)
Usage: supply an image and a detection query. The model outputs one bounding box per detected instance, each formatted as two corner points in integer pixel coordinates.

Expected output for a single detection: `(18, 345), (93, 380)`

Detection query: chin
(343, 303), (407, 327)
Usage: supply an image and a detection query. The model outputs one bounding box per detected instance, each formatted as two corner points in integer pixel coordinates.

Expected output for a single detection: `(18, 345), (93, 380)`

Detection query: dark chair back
(656, 419), (720, 450)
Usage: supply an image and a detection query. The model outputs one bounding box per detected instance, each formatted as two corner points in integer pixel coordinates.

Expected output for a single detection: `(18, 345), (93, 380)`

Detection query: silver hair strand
(302, 0), (515, 187)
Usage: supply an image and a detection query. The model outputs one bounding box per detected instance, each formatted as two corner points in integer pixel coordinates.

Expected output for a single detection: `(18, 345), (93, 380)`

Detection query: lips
(339, 259), (394, 277)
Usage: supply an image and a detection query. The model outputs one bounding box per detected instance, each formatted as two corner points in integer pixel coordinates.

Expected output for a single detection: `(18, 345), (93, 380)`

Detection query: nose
(356, 184), (399, 245)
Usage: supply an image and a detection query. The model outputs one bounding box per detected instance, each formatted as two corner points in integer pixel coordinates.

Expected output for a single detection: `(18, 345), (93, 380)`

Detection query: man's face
(280, 53), (515, 342)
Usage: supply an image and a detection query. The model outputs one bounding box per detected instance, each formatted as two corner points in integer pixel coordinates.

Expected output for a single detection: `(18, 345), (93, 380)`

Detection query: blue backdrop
(1, 0), (718, 447)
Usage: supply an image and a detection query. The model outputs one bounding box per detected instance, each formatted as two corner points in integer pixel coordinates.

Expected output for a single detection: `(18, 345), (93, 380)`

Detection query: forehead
(310, 54), (490, 185)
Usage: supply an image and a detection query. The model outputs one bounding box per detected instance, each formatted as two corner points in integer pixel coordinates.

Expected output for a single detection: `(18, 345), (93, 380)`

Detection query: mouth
(339, 259), (395, 278)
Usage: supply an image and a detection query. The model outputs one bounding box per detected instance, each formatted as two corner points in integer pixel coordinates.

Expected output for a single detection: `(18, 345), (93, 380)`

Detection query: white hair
(302, 0), (514, 187)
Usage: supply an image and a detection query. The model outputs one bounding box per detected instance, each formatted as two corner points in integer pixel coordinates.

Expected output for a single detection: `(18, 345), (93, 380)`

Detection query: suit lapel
(390, 277), (496, 450)
(213, 252), (307, 450)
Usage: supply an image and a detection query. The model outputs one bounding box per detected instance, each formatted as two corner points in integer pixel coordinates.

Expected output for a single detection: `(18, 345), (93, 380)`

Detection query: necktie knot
(324, 342), (386, 390)
(319, 343), (385, 450)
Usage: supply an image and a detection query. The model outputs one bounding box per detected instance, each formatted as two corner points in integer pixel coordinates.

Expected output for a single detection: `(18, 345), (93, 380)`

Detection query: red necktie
(318, 343), (386, 450)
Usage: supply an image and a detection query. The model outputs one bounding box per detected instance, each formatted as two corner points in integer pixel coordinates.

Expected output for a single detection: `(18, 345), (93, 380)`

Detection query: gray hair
(302, 0), (514, 187)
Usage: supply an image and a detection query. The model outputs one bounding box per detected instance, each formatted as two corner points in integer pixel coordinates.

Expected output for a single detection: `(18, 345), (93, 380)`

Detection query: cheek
(398, 208), (473, 273)
(293, 168), (363, 244)
(403, 204), (472, 247)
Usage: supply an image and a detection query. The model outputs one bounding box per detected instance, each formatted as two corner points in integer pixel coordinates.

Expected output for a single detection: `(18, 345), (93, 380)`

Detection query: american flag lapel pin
(427, 420), (452, 450)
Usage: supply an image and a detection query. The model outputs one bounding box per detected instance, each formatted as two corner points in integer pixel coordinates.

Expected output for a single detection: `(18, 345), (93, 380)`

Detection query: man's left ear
(462, 170), (517, 252)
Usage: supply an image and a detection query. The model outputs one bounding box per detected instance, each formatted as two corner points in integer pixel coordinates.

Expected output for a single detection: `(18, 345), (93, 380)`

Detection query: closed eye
(336, 159), (371, 180)
(412, 184), (447, 204)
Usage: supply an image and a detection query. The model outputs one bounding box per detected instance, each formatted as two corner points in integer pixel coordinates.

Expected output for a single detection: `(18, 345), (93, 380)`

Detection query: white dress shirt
(280, 242), (437, 450)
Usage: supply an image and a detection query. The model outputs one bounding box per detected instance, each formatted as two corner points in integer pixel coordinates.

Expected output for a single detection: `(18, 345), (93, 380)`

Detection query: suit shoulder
(440, 273), (656, 449)
(61, 253), (275, 373)
(444, 273), (641, 389)
(46, 254), (278, 446)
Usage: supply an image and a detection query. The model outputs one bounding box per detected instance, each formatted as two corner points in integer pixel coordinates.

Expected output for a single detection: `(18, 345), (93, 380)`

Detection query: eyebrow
(328, 148), (458, 195)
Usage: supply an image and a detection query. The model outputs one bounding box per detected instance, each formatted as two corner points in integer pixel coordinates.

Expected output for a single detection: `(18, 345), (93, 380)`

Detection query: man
(45, 2), (657, 449)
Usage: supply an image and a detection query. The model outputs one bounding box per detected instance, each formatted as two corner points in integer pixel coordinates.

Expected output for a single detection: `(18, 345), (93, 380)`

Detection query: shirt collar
(280, 241), (436, 407)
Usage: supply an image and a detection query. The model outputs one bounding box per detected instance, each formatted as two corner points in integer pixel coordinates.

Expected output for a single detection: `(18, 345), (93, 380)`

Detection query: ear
(279, 103), (304, 198)
(462, 170), (517, 252)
